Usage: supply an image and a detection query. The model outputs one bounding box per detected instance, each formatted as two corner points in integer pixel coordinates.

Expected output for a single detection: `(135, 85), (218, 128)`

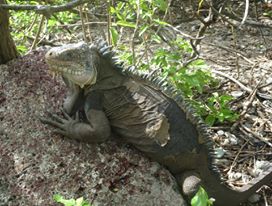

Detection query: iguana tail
(178, 146), (272, 206)
(199, 158), (272, 206)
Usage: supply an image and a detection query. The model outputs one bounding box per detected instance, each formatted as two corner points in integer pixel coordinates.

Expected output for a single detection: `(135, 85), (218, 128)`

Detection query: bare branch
(30, 15), (45, 51)
(0, 0), (90, 17)
(240, 0), (249, 26)
(79, 5), (88, 42)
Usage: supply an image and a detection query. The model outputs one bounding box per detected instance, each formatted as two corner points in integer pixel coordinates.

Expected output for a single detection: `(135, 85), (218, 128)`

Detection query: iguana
(42, 40), (272, 206)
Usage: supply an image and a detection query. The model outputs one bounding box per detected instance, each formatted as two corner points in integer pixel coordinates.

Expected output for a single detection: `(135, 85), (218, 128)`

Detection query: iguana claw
(40, 110), (80, 137)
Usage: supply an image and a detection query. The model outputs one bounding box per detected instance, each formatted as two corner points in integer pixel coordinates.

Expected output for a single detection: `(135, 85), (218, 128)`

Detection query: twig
(241, 125), (272, 147)
(52, 14), (72, 34)
(239, 127), (256, 145)
(85, 8), (92, 42)
(193, 1), (214, 47)
(79, 5), (87, 42)
(231, 26), (240, 78)
(206, 42), (255, 65)
(37, 16), (49, 46)
(0, 0), (90, 17)
(231, 80), (261, 131)
(131, 0), (140, 66)
(166, 24), (204, 40)
(182, 54), (199, 67)
(228, 140), (249, 175)
(26, 36), (58, 46)
(26, 14), (38, 33)
(30, 15), (45, 51)
(57, 21), (108, 27)
(107, 0), (112, 45)
(240, 0), (249, 27)
(222, 10), (272, 29)
(211, 70), (252, 93)
(259, 80), (272, 90)
(210, 4), (239, 28)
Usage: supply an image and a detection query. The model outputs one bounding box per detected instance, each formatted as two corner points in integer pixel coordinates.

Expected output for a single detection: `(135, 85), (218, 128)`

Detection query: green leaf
(53, 194), (75, 206)
(53, 194), (91, 206)
(75, 197), (91, 206)
(155, 0), (168, 11)
(110, 27), (119, 46)
(198, 0), (205, 13)
(151, 34), (162, 43)
(205, 115), (216, 126)
(139, 25), (149, 37)
(153, 19), (169, 25)
(110, 6), (117, 15)
(16, 45), (28, 54)
(53, 194), (63, 202)
(116, 20), (136, 28)
(191, 187), (214, 206)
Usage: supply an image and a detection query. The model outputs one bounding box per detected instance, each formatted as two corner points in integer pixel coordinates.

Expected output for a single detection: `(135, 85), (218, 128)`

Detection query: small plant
(205, 93), (239, 125)
(110, 0), (169, 63)
(193, 93), (239, 126)
(110, 1), (239, 126)
(53, 194), (91, 206)
(191, 187), (214, 206)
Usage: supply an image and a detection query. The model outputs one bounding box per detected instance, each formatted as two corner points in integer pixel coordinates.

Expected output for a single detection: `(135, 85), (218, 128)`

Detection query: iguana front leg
(42, 91), (111, 143)
(41, 109), (111, 143)
(62, 76), (84, 115)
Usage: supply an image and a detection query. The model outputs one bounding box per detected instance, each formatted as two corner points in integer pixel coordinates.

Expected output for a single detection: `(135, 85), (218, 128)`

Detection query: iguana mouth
(48, 70), (61, 79)
(46, 58), (85, 76)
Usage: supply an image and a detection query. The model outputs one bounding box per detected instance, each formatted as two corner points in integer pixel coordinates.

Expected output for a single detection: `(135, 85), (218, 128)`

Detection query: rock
(225, 132), (239, 145)
(214, 147), (225, 158)
(231, 91), (244, 98)
(217, 130), (225, 137)
(228, 172), (242, 181)
(0, 50), (185, 206)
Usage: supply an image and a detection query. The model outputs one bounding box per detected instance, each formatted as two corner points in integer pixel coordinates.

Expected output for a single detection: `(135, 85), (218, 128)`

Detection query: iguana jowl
(42, 40), (272, 206)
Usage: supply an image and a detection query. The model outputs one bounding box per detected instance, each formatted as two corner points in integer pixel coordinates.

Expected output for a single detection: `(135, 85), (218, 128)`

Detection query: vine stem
(131, 0), (140, 66)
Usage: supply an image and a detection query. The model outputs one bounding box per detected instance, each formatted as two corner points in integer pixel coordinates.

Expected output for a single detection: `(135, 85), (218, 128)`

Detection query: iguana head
(45, 42), (97, 88)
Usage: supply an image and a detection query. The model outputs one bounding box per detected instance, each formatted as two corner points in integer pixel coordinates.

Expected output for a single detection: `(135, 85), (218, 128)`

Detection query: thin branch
(26, 14), (38, 33)
(240, 0), (249, 26)
(79, 5), (87, 42)
(222, 10), (272, 29)
(206, 43), (255, 65)
(30, 14), (45, 51)
(57, 21), (108, 27)
(167, 24), (205, 40)
(52, 14), (72, 34)
(212, 70), (252, 93)
(0, 0), (90, 17)
(259, 80), (272, 90)
(228, 140), (249, 175)
(131, 0), (140, 66)
(107, 0), (112, 45)
(231, 80), (262, 131)
(241, 125), (272, 147)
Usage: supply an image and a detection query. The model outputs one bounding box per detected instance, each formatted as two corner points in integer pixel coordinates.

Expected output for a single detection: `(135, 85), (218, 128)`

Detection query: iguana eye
(66, 53), (73, 58)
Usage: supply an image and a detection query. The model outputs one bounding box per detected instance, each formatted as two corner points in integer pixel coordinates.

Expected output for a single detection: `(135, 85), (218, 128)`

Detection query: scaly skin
(42, 40), (272, 206)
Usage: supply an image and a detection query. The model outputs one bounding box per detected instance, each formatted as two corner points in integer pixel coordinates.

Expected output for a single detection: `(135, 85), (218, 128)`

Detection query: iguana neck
(85, 59), (126, 92)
